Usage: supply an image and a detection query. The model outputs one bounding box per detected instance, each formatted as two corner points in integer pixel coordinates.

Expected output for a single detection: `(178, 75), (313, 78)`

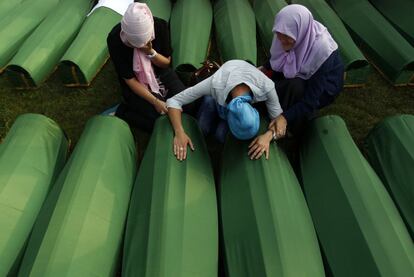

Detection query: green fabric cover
(214, 0), (257, 65)
(139, 0), (171, 22)
(292, 0), (370, 86)
(59, 7), (121, 87)
(370, 0), (414, 46)
(0, 0), (23, 21)
(170, 0), (213, 72)
(300, 115), (414, 277)
(5, 0), (92, 88)
(0, 0), (60, 71)
(123, 115), (218, 277)
(252, 0), (287, 53)
(18, 116), (137, 276)
(365, 115), (414, 238)
(328, 0), (414, 85)
(220, 131), (324, 276)
(0, 114), (68, 276)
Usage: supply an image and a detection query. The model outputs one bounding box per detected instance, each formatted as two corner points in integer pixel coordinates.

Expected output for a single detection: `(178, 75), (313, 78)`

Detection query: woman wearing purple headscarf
(261, 4), (344, 136)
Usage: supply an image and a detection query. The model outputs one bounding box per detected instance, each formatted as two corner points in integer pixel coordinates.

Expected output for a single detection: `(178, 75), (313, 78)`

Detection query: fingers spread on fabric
(248, 143), (259, 155)
(177, 146), (182, 160)
(173, 133), (195, 161)
(248, 135), (271, 160)
(252, 147), (264, 160)
(248, 143), (264, 159)
(178, 146), (183, 161)
(188, 139), (195, 151)
(249, 137), (258, 148)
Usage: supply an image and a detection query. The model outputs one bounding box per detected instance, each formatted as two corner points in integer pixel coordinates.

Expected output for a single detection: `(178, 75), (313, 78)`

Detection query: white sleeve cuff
(166, 98), (183, 110)
(269, 109), (283, 119)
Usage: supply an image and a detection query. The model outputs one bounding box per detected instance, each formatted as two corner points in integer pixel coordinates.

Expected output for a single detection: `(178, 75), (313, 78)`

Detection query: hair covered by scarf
(217, 94), (260, 140)
(270, 4), (338, 80)
(120, 3), (160, 94)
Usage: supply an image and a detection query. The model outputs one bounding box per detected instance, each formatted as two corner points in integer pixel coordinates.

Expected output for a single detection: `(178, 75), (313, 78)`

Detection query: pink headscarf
(270, 4), (338, 80)
(120, 3), (160, 94)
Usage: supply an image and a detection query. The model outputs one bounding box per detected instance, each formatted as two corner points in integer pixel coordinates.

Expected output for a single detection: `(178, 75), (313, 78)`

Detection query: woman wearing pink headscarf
(262, 4), (344, 136)
(107, 3), (193, 131)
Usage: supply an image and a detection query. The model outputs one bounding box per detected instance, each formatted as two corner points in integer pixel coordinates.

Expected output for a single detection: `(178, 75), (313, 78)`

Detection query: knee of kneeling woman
(197, 96), (218, 136)
(288, 78), (306, 96)
(200, 95), (216, 108)
(214, 120), (229, 144)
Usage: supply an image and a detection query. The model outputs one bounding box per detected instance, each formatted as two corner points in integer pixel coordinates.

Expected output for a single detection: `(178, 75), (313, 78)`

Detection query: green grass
(1, 56), (414, 156)
(321, 72), (414, 146)
(0, 62), (120, 144)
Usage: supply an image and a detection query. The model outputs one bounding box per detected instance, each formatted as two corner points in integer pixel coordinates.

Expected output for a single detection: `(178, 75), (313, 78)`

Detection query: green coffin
(0, 0), (23, 21)
(139, 0), (171, 21)
(220, 129), (324, 276)
(0, 0), (60, 72)
(59, 7), (121, 87)
(18, 116), (137, 276)
(214, 0), (257, 65)
(328, 0), (414, 85)
(300, 115), (414, 277)
(123, 115), (218, 277)
(365, 115), (414, 238)
(0, 114), (68, 276)
(5, 0), (92, 88)
(292, 0), (370, 87)
(370, 0), (414, 46)
(252, 0), (287, 53)
(170, 0), (213, 72)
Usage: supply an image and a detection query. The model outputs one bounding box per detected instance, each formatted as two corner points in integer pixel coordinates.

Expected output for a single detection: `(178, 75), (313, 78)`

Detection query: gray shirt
(166, 60), (283, 119)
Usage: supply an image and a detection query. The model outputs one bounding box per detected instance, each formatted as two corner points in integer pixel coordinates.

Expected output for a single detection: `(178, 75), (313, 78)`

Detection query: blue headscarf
(217, 94), (259, 140)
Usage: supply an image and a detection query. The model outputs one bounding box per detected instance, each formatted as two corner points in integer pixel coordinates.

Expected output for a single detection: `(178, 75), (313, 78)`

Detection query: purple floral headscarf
(270, 4), (338, 80)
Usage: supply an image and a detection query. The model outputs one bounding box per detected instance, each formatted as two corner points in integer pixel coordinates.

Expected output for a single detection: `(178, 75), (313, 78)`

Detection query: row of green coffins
(0, 114), (217, 276)
(327, 0), (414, 85)
(0, 0), (412, 88)
(1, 111), (413, 276)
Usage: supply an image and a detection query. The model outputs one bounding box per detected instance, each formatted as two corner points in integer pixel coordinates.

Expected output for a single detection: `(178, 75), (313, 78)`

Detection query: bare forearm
(261, 130), (273, 142)
(151, 53), (171, 68)
(168, 108), (185, 134)
(268, 123), (276, 135)
(124, 78), (157, 105)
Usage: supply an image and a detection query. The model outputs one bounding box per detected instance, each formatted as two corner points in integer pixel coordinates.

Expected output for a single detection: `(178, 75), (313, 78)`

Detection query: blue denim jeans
(197, 96), (229, 143)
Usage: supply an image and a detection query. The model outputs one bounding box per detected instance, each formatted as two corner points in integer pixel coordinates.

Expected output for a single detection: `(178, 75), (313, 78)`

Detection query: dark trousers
(270, 73), (307, 172)
(275, 77), (305, 112)
(271, 72), (309, 135)
(253, 73), (307, 134)
(115, 68), (197, 132)
(197, 96), (229, 143)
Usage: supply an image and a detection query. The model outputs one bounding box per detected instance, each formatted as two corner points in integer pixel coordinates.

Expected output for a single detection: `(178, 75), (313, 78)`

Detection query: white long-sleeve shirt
(166, 60), (283, 119)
